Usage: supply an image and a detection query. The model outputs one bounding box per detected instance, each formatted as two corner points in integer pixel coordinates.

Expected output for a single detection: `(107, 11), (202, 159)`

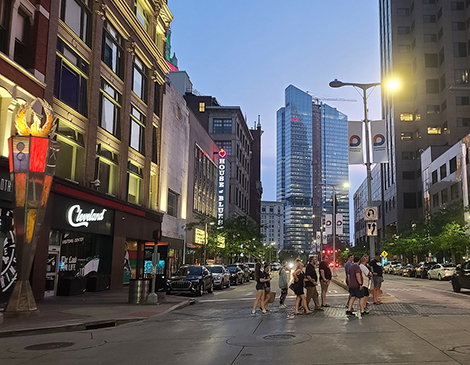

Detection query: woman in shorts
(252, 262), (270, 314)
(292, 261), (312, 315)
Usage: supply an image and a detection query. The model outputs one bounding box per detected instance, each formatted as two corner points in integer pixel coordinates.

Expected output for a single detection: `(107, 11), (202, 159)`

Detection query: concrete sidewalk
(0, 288), (192, 338)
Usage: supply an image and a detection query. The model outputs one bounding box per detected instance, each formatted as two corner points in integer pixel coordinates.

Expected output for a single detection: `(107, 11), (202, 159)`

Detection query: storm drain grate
(263, 334), (296, 341)
(25, 342), (75, 351)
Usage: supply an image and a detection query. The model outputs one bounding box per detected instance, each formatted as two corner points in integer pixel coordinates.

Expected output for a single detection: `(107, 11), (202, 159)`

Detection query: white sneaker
(262, 309), (269, 315)
(251, 310), (256, 315)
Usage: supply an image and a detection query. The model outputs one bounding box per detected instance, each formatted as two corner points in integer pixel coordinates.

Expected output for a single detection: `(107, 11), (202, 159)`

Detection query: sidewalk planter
(57, 276), (87, 296)
(86, 275), (111, 292)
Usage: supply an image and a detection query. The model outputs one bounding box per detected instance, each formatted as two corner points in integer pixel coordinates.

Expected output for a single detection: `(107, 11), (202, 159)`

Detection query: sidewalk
(0, 288), (192, 338)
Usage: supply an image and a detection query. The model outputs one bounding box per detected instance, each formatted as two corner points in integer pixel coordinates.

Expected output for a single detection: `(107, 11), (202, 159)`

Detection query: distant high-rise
(277, 85), (349, 251)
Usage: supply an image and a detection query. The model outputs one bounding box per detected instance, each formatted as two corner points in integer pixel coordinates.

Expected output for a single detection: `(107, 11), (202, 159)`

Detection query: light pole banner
(348, 121), (364, 164)
(325, 214), (332, 234)
(336, 214), (343, 235)
(371, 120), (388, 163)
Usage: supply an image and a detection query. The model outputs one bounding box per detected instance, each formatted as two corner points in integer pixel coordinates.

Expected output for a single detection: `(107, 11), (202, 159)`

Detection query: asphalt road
(1, 272), (470, 365)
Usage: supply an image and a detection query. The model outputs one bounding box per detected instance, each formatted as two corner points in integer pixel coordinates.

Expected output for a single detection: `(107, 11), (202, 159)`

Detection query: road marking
(198, 293), (349, 303)
(386, 288), (422, 291)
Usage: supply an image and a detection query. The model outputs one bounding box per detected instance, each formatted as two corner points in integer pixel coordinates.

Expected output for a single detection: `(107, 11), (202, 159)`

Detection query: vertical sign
(336, 214), (343, 235)
(348, 121), (364, 164)
(325, 214), (332, 234)
(217, 149), (227, 227)
(371, 120), (388, 163)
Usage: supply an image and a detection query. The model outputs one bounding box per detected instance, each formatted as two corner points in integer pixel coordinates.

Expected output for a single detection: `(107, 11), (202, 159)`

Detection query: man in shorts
(369, 253), (384, 304)
(346, 256), (368, 316)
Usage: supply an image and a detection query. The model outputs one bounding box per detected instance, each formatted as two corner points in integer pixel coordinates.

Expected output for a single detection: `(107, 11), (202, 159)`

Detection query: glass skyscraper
(277, 85), (349, 252)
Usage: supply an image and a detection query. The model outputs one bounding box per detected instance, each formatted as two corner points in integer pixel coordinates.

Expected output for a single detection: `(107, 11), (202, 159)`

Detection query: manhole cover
(25, 342), (75, 351)
(263, 334), (296, 341)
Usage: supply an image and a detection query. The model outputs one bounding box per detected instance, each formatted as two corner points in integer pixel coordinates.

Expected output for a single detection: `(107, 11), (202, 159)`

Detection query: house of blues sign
(217, 149), (227, 227)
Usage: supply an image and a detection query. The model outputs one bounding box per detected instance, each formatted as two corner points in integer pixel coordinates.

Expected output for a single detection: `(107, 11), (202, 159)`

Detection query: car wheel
(438, 274), (442, 281)
(208, 281), (214, 293)
(452, 279), (461, 293)
(428, 273), (432, 280)
(197, 282), (204, 296)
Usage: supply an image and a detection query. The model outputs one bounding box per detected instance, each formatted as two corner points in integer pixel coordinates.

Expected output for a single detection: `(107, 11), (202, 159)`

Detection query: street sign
(366, 221), (378, 236)
(382, 257), (388, 264)
(365, 207), (378, 221)
(381, 250), (388, 257)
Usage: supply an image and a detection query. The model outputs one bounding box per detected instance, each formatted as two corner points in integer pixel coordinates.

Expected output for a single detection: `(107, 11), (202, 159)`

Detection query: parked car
(451, 260), (470, 292)
(167, 265), (213, 296)
(427, 263), (457, 281)
(385, 261), (400, 274)
(271, 262), (281, 271)
(393, 263), (406, 275)
(235, 263), (251, 282)
(227, 265), (244, 285)
(246, 262), (256, 279)
(416, 262), (435, 279)
(402, 264), (417, 277)
(207, 265), (230, 289)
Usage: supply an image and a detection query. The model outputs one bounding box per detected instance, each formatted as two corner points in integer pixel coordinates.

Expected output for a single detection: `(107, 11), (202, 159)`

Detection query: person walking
(261, 264), (272, 311)
(278, 261), (288, 309)
(319, 255), (332, 307)
(344, 254), (354, 307)
(369, 253), (384, 304)
(292, 261), (312, 315)
(346, 256), (368, 316)
(305, 256), (322, 311)
(252, 262), (270, 315)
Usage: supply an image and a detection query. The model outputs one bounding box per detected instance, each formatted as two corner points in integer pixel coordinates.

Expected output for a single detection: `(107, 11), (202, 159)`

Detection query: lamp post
(329, 79), (397, 258)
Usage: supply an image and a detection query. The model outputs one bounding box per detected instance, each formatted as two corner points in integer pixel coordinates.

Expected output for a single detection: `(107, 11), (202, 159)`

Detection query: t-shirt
(370, 259), (383, 276)
(348, 264), (363, 289)
(344, 261), (352, 277)
(264, 271), (271, 289)
(359, 263), (370, 287)
(319, 261), (332, 280)
(305, 263), (318, 287)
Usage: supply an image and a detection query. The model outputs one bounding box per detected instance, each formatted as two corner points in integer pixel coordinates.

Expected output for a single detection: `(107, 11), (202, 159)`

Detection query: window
(398, 27), (410, 34)
(428, 126), (441, 134)
(398, 45), (411, 53)
(439, 47), (445, 65)
(432, 170), (438, 184)
(457, 96), (470, 105)
(402, 151), (415, 160)
(0, 0), (11, 54)
(403, 171), (416, 179)
(167, 190), (178, 217)
(216, 141), (232, 155)
(154, 82), (162, 117)
(213, 119), (232, 134)
(99, 78), (121, 138)
(14, 9), (30, 68)
(426, 79), (439, 93)
(454, 42), (467, 57)
(450, 157), (457, 174)
(130, 106), (145, 154)
(135, 0), (149, 31)
(425, 54), (438, 68)
(96, 146), (119, 195)
(426, 105), (440, 114)
(441, 189), (449, 204)
(400, 113), (414, 121)
(199, 102), (205, 112)
(437, 7), (442, 19)
(151, 125), (158, 164)
(398, 8), (410, 16)
(422, 0), (435, 3)
(450, 183), (459, 200)
(452, 1), (465, 10)
(127, 162), (142, 204)
(457, 117), (470, 126)
(455, 69), (469, 84)
(102, 22), (124, 78)
(423, 15), (436, 23)
(403, 193), (417, 209)
(440, 164), (447, 179)
(441, 100), (447, 112)
(440, 74), (446, 92)
(60, 0), (90, 45)
(453, 22), (466, 31)
(54, 39), (88, 116)
(424, 34), (437, 42)
(442, 121), (449, 134)
(55, 121), (85, 182)
(432, 193), (439, 207)
(401, 132), (413, 140)
(133, 57), (147, 102)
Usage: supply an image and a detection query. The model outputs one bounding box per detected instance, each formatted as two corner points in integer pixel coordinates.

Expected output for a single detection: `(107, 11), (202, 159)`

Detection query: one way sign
(367, 222), (378, 237)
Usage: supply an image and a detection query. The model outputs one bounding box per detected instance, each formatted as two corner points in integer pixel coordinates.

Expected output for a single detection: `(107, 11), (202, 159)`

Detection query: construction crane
(306, 91), (357, 103)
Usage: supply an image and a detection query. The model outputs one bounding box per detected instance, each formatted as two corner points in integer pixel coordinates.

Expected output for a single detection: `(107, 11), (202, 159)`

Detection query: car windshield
(443, 263), (456, 267)
(208, 266), (223, 273)
(176, 266), (201, 276)
(228, 266), (237, 272)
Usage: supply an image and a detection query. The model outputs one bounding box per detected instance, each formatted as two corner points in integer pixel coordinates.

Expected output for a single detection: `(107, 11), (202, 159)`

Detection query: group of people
(251, 255), (334, 315)
(344, 253), (384, 316)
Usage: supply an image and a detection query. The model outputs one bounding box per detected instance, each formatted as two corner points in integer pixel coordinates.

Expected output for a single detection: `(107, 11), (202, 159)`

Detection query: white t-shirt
(359, 264), (370, 288)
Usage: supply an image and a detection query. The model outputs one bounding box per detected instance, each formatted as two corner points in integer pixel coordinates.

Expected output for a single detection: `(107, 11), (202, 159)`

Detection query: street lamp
(329, 79), (397, 258)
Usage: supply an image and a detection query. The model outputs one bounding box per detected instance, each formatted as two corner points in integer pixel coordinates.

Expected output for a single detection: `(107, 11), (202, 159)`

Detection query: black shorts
(363, 287), (370, 296)
(256, 283), (265, 291)
(349, 287), (365, 298)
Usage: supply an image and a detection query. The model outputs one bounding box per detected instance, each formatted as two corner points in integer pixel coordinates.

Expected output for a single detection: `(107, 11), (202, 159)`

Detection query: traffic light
(0, 215), (13, 233)
(326, 249), (332, 254)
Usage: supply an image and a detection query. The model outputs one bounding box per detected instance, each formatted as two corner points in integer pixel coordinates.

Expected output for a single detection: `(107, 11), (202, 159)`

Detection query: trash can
(128, 279), (150, 304)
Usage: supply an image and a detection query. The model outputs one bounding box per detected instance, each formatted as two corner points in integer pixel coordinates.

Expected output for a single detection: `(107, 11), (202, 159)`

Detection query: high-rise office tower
(376, 0), (470, 237)
(277, 85), (349, 251)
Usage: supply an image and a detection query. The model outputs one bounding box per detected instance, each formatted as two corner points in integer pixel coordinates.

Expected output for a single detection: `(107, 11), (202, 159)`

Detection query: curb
(0, 299), (192, 338)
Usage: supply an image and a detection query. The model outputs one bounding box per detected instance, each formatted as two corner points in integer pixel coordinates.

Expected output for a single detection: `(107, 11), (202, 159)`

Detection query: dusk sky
(169, 1), (383, 239)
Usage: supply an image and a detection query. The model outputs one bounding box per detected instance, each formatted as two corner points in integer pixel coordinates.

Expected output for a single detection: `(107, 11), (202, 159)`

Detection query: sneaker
(360, 311), (369, 316)
(262, 310), (270, 315)
(345, 310), (354, 315)
(314, 307), (324, 311)
(364, 307), (371, 314)
(251, 310), (256, 315)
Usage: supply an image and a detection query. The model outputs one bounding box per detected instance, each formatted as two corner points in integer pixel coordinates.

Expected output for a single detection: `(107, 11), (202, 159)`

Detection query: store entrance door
(45, 245), (60, 297)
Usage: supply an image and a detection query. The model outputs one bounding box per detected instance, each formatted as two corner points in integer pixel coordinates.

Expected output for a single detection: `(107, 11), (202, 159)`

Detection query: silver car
(207, 265), (230, 289)
(427, 263), (456, 281)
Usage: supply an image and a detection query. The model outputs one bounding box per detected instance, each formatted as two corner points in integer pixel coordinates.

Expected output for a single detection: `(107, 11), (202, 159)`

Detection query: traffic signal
(0, 215), (13, 233)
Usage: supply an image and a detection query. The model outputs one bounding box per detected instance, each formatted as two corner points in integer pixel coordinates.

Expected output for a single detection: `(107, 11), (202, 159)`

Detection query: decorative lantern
(5, 98), (59, 313)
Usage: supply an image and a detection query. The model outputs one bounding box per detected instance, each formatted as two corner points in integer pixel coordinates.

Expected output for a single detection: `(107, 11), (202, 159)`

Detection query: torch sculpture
(5, 98), (59, 313)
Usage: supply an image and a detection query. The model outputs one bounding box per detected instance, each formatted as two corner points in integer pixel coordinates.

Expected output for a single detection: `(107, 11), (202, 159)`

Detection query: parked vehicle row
(384, 261), (456, 280)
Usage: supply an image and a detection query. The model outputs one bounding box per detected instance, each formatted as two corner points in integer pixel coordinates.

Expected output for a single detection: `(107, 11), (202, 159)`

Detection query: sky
(168, 1), (383, 241)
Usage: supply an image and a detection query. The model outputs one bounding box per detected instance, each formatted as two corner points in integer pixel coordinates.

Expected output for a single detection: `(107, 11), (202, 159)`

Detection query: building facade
(249, 118), (263, 224)
(260, 201), (284, 251)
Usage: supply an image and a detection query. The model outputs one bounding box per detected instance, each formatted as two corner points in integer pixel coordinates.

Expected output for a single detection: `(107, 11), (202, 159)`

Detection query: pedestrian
(346, 256), (368, 316)
(359, 256), (371, 311)
(278, 261), (288, 309)
(252, 262), (269, 315)
(319, 255), (332, 307)
(369, 253), (384, 304)
(292, 261), (313, 315)
(344, 254), (354, 307)
(305, 256), (322, 311)
(262, 264), (272, 311)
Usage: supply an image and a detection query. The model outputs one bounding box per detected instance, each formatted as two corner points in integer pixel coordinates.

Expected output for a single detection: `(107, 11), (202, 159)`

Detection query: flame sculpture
(5, 98), (59, 313)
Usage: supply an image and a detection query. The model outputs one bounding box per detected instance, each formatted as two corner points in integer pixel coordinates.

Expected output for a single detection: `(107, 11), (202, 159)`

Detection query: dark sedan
(402, 264), (417, 277)
(235, 263), (251, 282)
(451, 260), (470, 293)
(167, 265), (213, 296)
(227, 265), (244, 285)
(416, 262), (434, 279)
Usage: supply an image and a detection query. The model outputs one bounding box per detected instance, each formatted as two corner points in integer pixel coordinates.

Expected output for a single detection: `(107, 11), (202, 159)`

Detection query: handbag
(267, 291), (276, 303)
(289, 282), (296, 292)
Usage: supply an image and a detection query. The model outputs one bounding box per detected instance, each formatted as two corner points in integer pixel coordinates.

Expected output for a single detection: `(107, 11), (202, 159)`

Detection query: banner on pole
(336, 214), (343, 235)
(348, 121), (364, 164)
(325, 214), (332, 234)
(371, 120), (388, 163)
